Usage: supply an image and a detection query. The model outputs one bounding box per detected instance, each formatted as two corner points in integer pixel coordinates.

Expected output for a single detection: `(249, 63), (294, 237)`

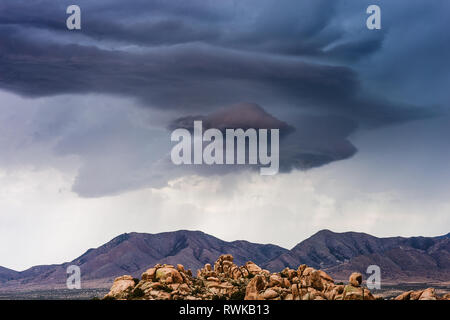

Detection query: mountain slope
(69, 230), (287, 279)
(323, 239), (450, 282)
(263, 229), (404, 270)
(263, 230), (450, 281)
(0, 266), (19, 282)
(0, 230), (288, 289)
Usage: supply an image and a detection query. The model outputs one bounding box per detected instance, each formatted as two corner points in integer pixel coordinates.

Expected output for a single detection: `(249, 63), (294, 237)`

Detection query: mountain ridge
(0, 230), (288, 290)
(262, 229), (450, 281)
(1, 229), (449, 290)
(0, 266), (19, 282)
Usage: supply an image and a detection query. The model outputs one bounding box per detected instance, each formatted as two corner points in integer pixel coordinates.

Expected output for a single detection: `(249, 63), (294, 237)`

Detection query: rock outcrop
(104, 275), (137, 300)
(394, 287), (447, 300)
(104, 254), (449, 300)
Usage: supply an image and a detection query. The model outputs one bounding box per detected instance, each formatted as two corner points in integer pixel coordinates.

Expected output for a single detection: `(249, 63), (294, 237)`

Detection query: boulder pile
(394, 288), (450, 301)
(104, 254), (449, 300)
(244, 266), (374, 300)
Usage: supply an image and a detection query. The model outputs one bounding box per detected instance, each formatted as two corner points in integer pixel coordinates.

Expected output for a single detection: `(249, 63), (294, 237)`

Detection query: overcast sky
(0, 0), (449, 271)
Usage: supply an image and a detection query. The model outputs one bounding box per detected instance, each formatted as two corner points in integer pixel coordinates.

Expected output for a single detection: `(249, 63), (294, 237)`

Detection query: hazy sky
(0, 0), (449, 270)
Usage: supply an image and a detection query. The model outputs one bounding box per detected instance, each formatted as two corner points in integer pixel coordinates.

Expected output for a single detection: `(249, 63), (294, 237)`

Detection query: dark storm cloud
(323, 35), (385, 61)
(279, 115), (357, 171)
(169, 103), (357, 172)
(0, 0), (437, 127)
(0, 27), (356, 100)
(0, 0), (227, 45)
(168, 103), (294, 134)
(0, 0), (447, 197)
(0, 25), (431, 127)
(0, 0), (381, 60)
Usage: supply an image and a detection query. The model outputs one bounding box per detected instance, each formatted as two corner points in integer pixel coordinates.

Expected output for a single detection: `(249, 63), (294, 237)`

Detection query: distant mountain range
(265, 229), (450, 282)
(1, 230), (449, 290)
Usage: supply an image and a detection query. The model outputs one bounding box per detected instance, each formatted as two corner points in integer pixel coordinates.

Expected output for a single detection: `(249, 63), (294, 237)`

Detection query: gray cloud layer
(169, 103), (357, 173)
(0, 0), (436, 124)
(0, 0), (448, 197)
(0, 29), (431, 127)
